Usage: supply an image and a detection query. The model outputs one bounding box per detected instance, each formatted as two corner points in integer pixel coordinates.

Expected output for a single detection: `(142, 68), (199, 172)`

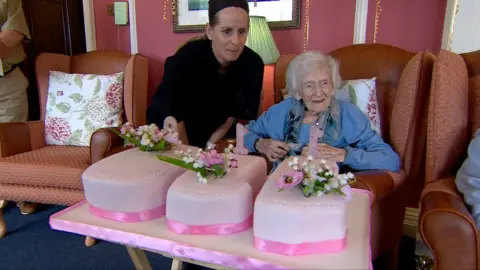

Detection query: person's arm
(455, 130), (480, 228)
(341, 105), (401, 172)
(0, 0), (31, 58)
(230, 54), (264, 121)
(146, 53), (193, 129)
(207, 117), (235, 145)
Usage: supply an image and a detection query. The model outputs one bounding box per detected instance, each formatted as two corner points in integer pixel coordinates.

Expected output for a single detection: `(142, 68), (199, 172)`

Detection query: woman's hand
(256, 139), (291, 162)
(302, 143), (347, 162)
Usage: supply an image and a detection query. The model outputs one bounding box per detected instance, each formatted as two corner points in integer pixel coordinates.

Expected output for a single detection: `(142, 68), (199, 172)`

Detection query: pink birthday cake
(253, 156), (356, 256)
(163, 147), (267, 235)
(82, 145), (191, 222)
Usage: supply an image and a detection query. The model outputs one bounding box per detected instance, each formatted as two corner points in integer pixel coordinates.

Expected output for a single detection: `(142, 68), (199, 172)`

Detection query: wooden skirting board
(403, 207), (422, 240)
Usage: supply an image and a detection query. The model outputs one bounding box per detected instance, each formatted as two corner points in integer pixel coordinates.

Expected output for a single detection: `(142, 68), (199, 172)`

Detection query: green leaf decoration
(87, 74), (97, 80)
(67, 129), (83, 144)
(77, 112), (87, 120)
(93, 79), (101, 96)
(85, 118), (95, 133)
(348, 85), (358, 105)
(56, 102), (71, 113)
(69, 93), (84, 103)
(48, 92), (56, 106)
(74, 75), (83, 89)
(157, 155), (197, 171)
(117, 74), (124, 83)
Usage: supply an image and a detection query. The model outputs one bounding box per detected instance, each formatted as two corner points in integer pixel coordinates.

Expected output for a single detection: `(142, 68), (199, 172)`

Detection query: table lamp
(246, 16), (280, 114)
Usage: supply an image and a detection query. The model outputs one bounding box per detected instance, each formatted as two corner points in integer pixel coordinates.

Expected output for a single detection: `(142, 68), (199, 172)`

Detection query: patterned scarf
(283, 98), (340, 157)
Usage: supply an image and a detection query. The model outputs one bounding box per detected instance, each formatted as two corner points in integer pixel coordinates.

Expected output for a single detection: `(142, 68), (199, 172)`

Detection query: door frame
(82, 0), (138, 54)
(441, 0), (458, 50)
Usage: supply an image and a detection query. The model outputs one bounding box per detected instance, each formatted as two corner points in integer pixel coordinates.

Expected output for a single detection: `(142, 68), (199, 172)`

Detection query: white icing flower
(340, 179), (348, 185)
(199, 177), (208, 184)
(316, 191), (324, 196)
(347, 172), (355, 179)
(307, 155), (313, 161)
(320, 159), (326, 164)
(293, 157), (299, 163)
(330, 179), (339, 189)
(324, 184), (331, 191)
(228, 144), (234, 149)
(293, 165), (299, 171)
(140, 138), (151, 146)
(315, 176), (327, 182)
(302, 161), (308, 167)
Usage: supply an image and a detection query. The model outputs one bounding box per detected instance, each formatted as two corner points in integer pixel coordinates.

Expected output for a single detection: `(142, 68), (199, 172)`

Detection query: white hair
(286, 51), (342, 100)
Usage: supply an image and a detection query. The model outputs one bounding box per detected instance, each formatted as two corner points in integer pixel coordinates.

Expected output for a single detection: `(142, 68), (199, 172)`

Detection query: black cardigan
(147, 39), (264, 148)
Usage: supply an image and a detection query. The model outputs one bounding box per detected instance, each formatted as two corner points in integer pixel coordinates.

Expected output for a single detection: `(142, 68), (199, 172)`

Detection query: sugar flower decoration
(157, 144), (238, 184)
(112, 123), (180, 152)
(277, 156), (356, 199)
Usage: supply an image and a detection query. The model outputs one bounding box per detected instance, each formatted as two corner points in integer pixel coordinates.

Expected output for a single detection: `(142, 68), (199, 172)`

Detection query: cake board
(49, 189), (373, 270)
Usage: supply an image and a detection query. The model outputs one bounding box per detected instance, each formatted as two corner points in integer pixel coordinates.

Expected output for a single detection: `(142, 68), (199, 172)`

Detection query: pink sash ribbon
(168, 215), (253, 235)
(254, 235), (347, 256)
(89, 204), (166, 223)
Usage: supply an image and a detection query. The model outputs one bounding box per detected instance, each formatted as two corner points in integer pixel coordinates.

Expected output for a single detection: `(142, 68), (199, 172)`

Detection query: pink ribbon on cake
(168, 215), (253, 235)
(254, 235), (347, 256)
(89, 204), (166, 223)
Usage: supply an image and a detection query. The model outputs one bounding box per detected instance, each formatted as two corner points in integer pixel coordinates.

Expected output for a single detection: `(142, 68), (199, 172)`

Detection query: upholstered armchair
(0, 51), (148, 245)
(273, 44), (435, 268)
(419, 50), (480, 270)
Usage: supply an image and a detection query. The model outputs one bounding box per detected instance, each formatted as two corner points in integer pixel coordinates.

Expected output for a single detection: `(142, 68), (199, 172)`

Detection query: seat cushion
(0, 145), (89, 190)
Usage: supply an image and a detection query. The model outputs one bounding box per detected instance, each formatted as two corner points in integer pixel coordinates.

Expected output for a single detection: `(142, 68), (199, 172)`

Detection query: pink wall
(365, 0), (447, 52)
(93, 0), (447, 96)
(93, 0), (131, 53)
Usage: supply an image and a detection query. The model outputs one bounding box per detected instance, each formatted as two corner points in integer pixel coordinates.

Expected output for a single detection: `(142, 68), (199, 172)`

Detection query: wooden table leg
(171, 258), (184, 270)
(0, 210), (6, 238)
(126, 246), (152, 270)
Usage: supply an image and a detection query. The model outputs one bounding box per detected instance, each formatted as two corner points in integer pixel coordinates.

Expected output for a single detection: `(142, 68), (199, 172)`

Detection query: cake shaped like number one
(308, 124), (323, 158)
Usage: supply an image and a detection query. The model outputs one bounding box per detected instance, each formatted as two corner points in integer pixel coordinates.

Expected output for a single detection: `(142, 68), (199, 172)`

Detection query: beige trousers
(0, 67), (29, 122)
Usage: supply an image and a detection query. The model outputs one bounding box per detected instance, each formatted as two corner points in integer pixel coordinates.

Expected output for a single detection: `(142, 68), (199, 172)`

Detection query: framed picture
(172, 0), (300, 33)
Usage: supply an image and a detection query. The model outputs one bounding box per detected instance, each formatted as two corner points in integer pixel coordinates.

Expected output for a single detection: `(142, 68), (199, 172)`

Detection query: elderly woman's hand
(256, 139), (291, 162)
(301, 143), (347, 162)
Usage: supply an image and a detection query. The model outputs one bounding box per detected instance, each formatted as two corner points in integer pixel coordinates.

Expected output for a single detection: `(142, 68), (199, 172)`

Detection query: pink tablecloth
(49, 189), (373, 270)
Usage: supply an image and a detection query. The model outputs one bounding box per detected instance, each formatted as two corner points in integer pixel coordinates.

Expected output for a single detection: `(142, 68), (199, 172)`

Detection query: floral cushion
(335, 78), (382, 136)
(45, 71), (124, 146)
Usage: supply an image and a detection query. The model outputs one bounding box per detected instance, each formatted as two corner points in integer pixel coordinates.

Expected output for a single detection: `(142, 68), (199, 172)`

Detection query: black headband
(208, 0), (249, 20)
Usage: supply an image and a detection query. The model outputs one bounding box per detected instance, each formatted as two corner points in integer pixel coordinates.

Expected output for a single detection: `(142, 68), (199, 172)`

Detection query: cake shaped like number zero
(162, 145), (268, 235)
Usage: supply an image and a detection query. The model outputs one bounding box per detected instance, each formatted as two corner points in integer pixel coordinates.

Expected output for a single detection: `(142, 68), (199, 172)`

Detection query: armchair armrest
(350, 170), (405, 204)
(419, 176), (480, 270)
(0, 121), (45, 158)
(90, 127), (129, 164)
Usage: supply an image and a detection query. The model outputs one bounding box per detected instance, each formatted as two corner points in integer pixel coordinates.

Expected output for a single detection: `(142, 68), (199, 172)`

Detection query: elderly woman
(243, 51), (400, 172)
(455, 129), (480, 229)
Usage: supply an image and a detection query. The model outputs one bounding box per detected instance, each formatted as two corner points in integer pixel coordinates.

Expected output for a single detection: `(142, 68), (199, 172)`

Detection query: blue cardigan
(455, 129), (480, 229)
(244, 98), (401, 172)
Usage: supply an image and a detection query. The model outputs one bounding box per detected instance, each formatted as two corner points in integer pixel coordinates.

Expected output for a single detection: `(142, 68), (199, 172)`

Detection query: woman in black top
(147, 0), (264, 149)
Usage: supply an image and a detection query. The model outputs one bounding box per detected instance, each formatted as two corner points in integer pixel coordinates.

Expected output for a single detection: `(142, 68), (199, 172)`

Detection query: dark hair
(208, 0), (249, 27)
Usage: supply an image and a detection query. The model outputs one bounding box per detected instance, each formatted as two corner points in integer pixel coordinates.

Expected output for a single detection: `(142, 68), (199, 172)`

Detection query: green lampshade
(246, 16), (280, 65)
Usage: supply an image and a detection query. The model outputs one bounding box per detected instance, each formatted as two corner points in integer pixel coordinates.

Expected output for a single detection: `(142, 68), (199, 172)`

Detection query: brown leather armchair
(273, 44), (435, 268)
(419, 50), (480, 270)
(0, 51), (148, 244)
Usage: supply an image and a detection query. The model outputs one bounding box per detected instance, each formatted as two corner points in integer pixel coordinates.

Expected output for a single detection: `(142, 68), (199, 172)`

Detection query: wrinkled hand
(301, 143), (347, 162)
(257, 139), (291, 162)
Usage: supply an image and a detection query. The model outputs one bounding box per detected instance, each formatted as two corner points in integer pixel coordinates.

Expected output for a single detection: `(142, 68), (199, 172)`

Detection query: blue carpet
(0, 202), (415, 270)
